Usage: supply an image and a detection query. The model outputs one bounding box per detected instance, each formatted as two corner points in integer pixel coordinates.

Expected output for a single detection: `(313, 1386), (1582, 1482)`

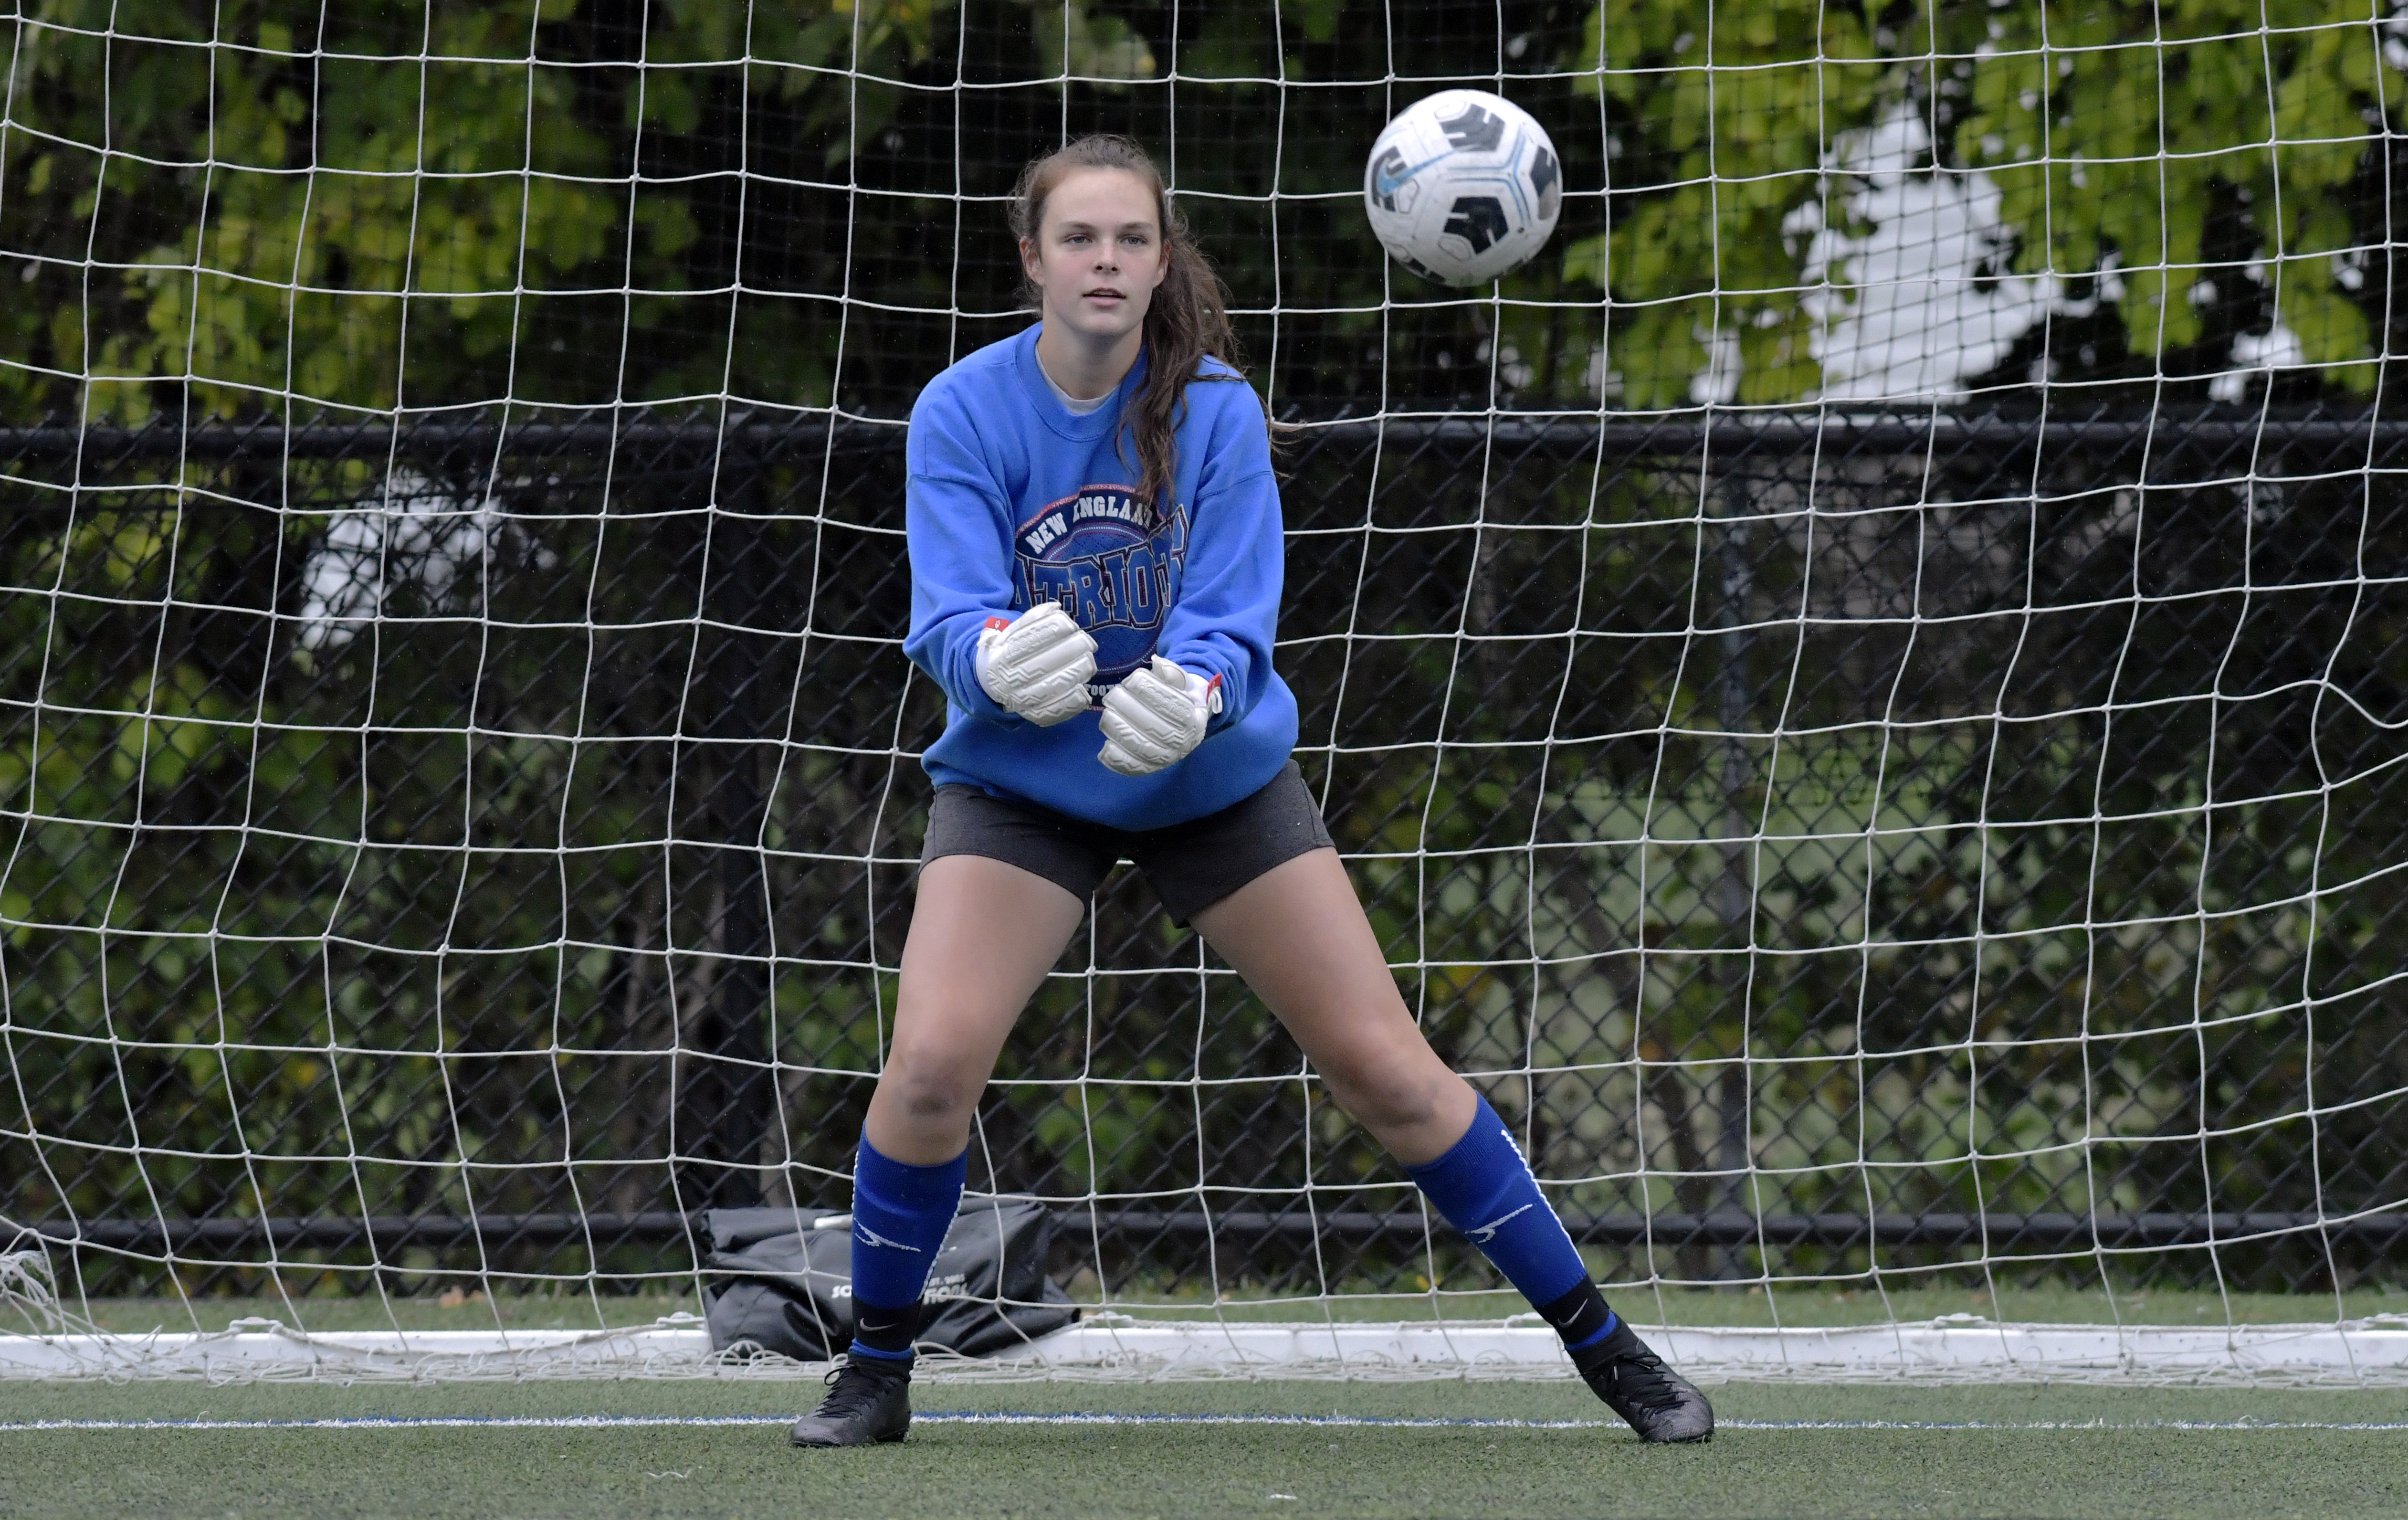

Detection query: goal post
(2, 0), (2405, 1380)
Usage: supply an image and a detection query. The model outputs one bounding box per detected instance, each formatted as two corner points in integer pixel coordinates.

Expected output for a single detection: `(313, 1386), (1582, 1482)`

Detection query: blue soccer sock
(845, 1134), (967, 1362)
(1408, 1095), (1619, 1352)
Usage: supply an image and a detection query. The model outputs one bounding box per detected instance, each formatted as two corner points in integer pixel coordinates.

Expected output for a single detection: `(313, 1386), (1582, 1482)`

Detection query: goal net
(2, 0), (2404, 1381)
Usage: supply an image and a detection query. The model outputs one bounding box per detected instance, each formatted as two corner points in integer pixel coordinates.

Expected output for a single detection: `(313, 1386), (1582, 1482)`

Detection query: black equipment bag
(700, 1199), (1079, 1361)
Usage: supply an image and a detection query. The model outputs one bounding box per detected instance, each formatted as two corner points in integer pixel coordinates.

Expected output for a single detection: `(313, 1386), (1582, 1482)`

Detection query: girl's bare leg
(1192, 845), (1713, 1442)
(1190, 847), (1475, 1165)
(863, 854), (1086, 1165)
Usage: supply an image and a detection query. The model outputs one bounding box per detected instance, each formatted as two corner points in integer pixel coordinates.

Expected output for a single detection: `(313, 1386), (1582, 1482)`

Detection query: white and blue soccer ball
(1363, 89), (1561, 287)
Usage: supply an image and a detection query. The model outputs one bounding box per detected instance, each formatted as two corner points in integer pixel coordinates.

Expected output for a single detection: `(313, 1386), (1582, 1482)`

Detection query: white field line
(2, 1413), (2406, 1434)
(4, 1320), (2406, 1383)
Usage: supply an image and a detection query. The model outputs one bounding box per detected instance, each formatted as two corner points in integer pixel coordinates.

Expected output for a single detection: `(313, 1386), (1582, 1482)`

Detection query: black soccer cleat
(789, 1355), (913, 1447)
(1571, 1321), (1714, 1444)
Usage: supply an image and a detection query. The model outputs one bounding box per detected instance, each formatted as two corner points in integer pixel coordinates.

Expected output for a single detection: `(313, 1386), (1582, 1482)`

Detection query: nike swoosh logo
(1467, 1202), (1535, 1245)
(852, 1222), (925, 1254)
(1374, 149), (1450, 200)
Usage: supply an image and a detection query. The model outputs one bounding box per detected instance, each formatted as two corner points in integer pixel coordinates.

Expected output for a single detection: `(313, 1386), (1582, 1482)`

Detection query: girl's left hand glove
(1097, 656), (1222, 776)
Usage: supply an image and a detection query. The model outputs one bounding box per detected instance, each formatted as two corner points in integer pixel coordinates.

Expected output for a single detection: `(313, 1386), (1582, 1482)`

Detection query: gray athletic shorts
(919, 760), (1335, 925)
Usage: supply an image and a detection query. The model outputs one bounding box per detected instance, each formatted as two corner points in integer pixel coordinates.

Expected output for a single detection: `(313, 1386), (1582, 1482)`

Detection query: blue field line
(3, 1412), (2406, 1434)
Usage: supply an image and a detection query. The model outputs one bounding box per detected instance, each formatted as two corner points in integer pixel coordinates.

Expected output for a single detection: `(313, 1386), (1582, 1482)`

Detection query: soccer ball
(1362, 90), (1561, 286)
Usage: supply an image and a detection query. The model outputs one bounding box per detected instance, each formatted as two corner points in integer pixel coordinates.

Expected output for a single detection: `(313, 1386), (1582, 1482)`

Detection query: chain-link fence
(3, 407), (2404, 1300)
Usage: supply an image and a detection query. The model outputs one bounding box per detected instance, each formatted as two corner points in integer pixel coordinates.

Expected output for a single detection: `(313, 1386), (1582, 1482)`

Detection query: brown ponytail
(1009, 135), (1247, 513)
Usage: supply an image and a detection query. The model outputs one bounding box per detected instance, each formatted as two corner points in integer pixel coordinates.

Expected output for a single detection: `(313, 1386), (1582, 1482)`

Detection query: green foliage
(1932, 0), (2390, 384)
(136, 5), (621, 419)
(5, 1), (2404, 419)
(0, 0), (967, 419)
(1038, 0), (1158, 85)
(1563, 0), (2401, 403)
(1565, 0), (1885, 407)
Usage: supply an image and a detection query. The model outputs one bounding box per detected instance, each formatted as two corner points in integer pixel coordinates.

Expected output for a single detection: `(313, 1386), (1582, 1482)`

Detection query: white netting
(1, 2), (2404, 1379)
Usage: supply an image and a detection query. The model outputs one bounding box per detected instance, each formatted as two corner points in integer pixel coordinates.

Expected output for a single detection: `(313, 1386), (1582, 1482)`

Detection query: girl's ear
(1020, 236), (1042, 284)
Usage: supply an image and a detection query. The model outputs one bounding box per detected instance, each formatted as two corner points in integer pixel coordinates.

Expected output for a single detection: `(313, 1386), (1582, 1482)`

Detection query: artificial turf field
(2, 1378), (2401, 1518)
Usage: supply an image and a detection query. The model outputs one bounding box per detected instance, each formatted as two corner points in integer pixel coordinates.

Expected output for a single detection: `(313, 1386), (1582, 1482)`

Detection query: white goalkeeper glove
(976, 602), (1096, 727)
(1097, 656), (1222, 776)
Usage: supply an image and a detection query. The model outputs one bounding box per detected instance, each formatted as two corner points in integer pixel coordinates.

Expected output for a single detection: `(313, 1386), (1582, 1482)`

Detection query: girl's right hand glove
(975, 602), (1097, 726)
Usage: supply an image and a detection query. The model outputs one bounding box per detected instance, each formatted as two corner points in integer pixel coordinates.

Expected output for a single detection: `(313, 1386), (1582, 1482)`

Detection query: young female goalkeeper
(788, 134), (1711, 1448)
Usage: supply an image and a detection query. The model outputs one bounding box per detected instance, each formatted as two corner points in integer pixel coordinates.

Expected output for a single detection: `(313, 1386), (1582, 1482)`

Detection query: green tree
(1935, 0), (2391, 386)
(1564, 0), (1884, 406)
(6, 1), (2402, 420)
(0, 0), (962, 421)
(1566, 0), (2401, 407)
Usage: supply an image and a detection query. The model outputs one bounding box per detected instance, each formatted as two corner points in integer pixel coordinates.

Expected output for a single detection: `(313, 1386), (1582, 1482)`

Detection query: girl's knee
(879, 1046), (984, 1128)
(1331, 1062), (1455, 1134)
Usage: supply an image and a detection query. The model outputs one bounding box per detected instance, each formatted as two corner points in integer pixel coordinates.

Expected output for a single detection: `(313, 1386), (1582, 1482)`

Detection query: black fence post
(1712, 464), (1757, 1277)
(677, 448), (775, 1212)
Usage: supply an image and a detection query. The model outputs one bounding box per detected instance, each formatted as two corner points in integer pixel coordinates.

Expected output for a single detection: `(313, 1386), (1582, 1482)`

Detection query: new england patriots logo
(1013, 484), (1190, 691)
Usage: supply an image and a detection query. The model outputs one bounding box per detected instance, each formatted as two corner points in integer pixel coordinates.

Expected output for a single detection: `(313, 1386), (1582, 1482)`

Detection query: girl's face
(1021, 167), (1167, 346)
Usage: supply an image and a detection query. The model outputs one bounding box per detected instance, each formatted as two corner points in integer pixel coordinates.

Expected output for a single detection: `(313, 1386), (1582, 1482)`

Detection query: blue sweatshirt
(905, 326), (1298, 831)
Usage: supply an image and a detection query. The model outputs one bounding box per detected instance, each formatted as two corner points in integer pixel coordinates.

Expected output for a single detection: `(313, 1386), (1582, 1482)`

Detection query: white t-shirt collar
(1038, 356), (1113, 416)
